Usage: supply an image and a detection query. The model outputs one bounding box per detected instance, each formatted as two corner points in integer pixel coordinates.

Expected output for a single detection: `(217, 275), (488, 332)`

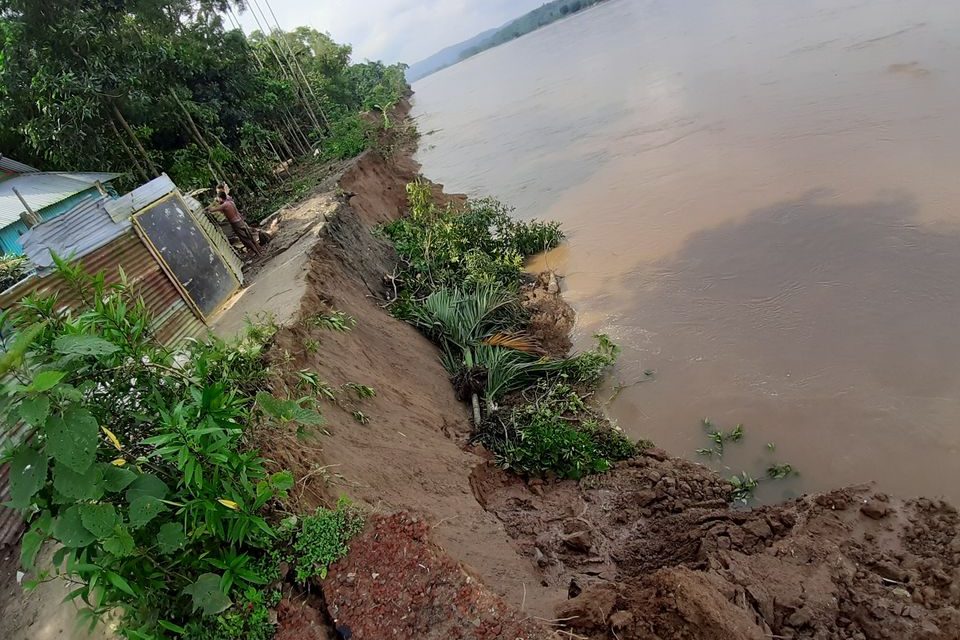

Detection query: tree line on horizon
(460, 0), (608, 60)
(0, 0), (407, 203)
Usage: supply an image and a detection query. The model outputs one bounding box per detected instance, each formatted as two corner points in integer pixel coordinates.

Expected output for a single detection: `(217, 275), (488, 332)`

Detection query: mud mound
(324, 513), (557, 640)
(520, 271), (574, 358)
(473, 452), (960, 639)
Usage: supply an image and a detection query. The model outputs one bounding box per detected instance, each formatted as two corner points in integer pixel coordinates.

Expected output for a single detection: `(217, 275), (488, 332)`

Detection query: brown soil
(473, 452), (960, 639)
(257, 110), (562, 627)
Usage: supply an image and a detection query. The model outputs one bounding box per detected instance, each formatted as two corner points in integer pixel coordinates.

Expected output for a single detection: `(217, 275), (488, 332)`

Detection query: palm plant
(406, 285), (552, 423)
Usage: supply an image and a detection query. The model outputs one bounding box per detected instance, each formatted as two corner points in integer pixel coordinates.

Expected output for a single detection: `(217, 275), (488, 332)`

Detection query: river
(411, 0), (960, 502)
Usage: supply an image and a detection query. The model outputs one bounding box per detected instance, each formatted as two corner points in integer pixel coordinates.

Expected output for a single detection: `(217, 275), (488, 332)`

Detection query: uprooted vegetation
(381, 180), (640, 479)
(0, 265), (366, 639)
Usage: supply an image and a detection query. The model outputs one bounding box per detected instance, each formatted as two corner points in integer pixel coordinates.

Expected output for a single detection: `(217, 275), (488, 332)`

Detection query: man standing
(207, 189), (262, 256)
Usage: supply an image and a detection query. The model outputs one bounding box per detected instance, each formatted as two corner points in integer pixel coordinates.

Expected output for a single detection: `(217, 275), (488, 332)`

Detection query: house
(0, 155), (119, 255)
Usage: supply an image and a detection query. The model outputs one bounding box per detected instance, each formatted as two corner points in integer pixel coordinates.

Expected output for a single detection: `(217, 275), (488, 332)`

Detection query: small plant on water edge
(729, 472), (759, 504)
(487, 381), (639, 480)
(767, 463), (796, 480)
(351, 410), (370, 425)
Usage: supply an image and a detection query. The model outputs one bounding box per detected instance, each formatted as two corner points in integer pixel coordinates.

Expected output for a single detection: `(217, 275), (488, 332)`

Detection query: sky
(234, 0), (547, 65)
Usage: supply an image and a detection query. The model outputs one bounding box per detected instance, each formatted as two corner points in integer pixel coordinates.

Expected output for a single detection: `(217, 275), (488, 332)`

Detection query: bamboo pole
(111, 102), (160, 178)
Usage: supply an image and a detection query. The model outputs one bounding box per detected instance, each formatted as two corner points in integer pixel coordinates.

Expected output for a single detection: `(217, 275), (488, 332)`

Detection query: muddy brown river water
(412, 0), (960, 503)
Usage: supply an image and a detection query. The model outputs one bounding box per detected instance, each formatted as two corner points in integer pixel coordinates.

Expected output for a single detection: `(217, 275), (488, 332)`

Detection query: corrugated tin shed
(0, 155), (38, 174)
(0, 171), (120, 228)
(20, 175), (182, 270)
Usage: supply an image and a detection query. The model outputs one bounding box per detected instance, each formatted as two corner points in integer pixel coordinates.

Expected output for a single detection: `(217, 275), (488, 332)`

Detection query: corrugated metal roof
(21, 194), (132, 270)
(0, 155), (38, 174)
(0, 172), (120, 228)
(104, 174), (176, 222)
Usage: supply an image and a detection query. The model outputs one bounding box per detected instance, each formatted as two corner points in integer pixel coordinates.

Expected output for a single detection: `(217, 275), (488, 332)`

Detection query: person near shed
(207, 189), (262, 256)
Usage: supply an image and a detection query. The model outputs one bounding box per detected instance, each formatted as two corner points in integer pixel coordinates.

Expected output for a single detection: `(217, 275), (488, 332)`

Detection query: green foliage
(0, 254), (29, 291)
(382, 190), (563, 296)
(561, 334), (620, 384)
(186, 587), (280, 640)
(324, 113), (372, 160)
(310, 310), (356, 332)
(0, 4), (408, 200)
(342, 383), (375, 399)
(491, 382), (637, 479)
(0, 265), (302, 638)
(767, 463), (796, 480)
(729, 471), (759, 504)
(290, 499), (365, 582)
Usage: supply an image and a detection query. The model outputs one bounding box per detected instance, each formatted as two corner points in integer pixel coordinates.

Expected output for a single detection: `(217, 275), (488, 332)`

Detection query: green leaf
(78, 504), (117, 539)
(102, 526), (135, 557)
(101, 464), (136, 493)
(20, 529), (44, 570)
(269, 470), (294, 493)
(183, 573), (232, 616)
(105, 571), (135, 596)
(125, 473), (168, 502)
(289, 406), (325, 426)
(256, 392), (292, 420)
(44, 407), (98, 473)
(0, 323), (43, 377)
(30, 370), (66, 392)
(128, 495), (166, 529)
(53, 506), (96, 548)
(156, 522), (186, 554)
(8, 447), (47, 509)
(53, 463), (104, 501)
(53, 335), (120, 357)
(158, 620), (187, 635)
(19, 395), (50, 426)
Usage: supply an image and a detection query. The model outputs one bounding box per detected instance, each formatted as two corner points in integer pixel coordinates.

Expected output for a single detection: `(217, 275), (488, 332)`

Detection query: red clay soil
(324, 513), (557, 640)
(255, 105), (960, 639)
(274, 594), (335, 640)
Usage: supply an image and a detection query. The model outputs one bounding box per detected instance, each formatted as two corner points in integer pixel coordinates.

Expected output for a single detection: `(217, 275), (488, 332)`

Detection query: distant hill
(406, 27), (500, 82)
(407, 0), (608, 82)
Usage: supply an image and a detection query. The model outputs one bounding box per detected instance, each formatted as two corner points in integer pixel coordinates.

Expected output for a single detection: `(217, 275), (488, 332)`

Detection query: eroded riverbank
(247, 107), (960, 638)
(3, 101), (960, 640)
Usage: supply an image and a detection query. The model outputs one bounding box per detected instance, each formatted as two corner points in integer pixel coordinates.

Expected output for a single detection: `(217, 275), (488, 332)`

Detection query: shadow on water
(605, 190), (960, 502)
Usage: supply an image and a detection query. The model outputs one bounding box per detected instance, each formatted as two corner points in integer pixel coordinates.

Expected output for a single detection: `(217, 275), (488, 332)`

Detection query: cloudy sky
(234, 0), (546, 65)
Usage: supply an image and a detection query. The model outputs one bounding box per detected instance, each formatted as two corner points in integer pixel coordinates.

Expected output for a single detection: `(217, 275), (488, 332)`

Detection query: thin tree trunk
(111, 103), (159, 178)
(108, 117), (150, 183)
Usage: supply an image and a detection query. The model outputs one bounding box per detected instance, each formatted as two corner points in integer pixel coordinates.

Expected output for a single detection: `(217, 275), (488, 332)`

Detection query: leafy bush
(0, 264), (302, 638)
(324, 113), (372, 160)
(0, 254), (29, 291)
(290, 498), (365, 582)
(492, 382), (637, 479)
(381, 186), (563, 296)
(383, 183), (636, 480)
(185, 587), (281, 640)
(561, 334), (620, 384)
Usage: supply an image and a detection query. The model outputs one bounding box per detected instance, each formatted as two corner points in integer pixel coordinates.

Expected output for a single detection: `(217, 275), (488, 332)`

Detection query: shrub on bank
(382, 180), (639, 479)
(0, 263), (362, 639)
